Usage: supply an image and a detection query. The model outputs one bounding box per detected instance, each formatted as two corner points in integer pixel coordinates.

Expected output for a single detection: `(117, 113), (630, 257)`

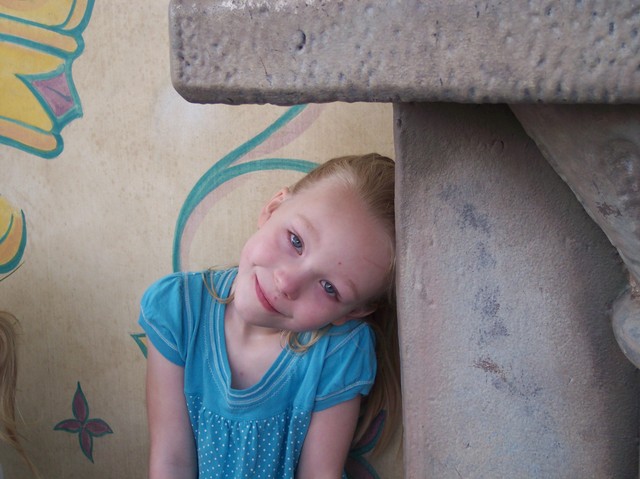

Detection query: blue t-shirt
(139, 268), (376, 479)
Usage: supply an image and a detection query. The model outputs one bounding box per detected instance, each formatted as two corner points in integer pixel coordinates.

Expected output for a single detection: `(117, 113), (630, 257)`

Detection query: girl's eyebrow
(295, 213), (317, 239)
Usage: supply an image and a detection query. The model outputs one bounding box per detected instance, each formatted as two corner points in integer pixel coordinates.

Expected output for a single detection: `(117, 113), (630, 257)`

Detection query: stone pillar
(394, 103), (637, 477)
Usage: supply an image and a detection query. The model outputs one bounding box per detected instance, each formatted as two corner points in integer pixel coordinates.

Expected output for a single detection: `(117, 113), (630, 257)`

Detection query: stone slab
(169, 0), (640, 105)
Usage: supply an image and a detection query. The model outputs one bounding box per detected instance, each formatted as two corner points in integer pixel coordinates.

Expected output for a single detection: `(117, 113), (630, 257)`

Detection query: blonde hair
(286, 153), (400, 454)
(0, 312), (39, 477)
(204, 153), (401, 455)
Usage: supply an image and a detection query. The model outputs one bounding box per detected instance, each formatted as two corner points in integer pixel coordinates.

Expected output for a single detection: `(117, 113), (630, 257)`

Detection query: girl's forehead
(294, 185), (391, 249)
(293, 176), (348, 195)
(288, 181), (391, 242)
(292, 178), (361, 208)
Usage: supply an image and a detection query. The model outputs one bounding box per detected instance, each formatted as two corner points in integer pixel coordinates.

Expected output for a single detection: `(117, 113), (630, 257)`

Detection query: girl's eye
(289, 233), (303, 254)
(320, 280), (337, 297)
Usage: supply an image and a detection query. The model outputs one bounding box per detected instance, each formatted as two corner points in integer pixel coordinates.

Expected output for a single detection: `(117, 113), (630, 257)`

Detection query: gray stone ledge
(169, 0), (640, 105)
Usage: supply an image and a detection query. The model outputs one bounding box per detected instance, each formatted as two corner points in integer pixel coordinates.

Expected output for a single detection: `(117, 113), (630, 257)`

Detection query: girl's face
(229, 179), (392, 333)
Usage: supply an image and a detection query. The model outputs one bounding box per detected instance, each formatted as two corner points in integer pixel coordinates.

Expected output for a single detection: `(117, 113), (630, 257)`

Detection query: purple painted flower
(54, 382), (113, 462)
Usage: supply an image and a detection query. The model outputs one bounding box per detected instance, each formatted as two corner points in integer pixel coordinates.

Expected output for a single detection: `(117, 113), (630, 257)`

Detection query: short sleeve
(314, 322), (377, 412)
(138, 273), (190, 366)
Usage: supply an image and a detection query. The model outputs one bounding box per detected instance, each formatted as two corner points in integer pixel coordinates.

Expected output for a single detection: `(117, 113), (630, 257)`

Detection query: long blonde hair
(285, 154), (400, 454)
(0, 311), (39, 477)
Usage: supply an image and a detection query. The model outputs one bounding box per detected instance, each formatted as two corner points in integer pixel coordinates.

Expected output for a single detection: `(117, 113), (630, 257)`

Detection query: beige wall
(0, 1), (396, 477)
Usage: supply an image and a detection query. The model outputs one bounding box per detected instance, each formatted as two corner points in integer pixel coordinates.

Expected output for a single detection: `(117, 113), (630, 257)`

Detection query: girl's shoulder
(142, 270), (198, 294)
(310, 321), (377, 412)
(139, 268), (237, 330)
(323, 321), (375, 357)
(138, 268), (237, 366)
(142, 268), (237, 301)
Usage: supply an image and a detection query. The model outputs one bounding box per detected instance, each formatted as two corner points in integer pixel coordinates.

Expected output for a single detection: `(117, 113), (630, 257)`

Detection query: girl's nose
(273, 267), (301, 300)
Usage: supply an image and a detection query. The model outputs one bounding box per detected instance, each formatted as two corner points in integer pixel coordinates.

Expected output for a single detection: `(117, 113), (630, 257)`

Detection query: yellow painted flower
(0, 196), (27, 275)
(0, 0), (94, 158)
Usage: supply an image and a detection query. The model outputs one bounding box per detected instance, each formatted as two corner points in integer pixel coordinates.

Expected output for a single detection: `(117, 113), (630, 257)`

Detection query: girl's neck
(224, 300), (282, 340)
(223, 302), (284, 390)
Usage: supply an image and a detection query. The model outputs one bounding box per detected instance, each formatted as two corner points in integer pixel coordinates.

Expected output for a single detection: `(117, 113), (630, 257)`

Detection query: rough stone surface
(510, 104), (640, 282)
(169, 0), (640, 105)
(394, 102), (637, 476)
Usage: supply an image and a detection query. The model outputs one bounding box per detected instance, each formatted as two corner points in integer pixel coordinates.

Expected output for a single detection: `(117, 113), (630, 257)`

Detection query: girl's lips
(255, 277), (278, 313)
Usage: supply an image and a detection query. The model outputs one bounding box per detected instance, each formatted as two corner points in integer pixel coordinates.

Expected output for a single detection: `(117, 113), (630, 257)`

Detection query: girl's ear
(332, 305), (377, 326)
(258, 187), (290, 227)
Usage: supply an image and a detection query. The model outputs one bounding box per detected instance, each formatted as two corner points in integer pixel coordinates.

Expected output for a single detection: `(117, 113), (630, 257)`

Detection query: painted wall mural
(0, 0), (94, 158)
(1, 0), (100, 471)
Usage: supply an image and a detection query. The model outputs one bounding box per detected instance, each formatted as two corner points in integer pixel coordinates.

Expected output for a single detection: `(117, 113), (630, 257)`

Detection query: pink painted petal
(72, 382), (88, 422)
(53, 419), (83, 433)
(85, 418), (113, 437)
(79, 428), (94, 462)
(31, 72), (75, 118)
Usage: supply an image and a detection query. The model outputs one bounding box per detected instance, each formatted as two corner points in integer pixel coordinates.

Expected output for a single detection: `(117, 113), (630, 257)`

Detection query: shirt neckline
(210, 268), (298, 403)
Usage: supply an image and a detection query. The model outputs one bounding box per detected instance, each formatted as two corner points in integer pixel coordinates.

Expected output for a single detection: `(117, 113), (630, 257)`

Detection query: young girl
(140, 153), (401, 478)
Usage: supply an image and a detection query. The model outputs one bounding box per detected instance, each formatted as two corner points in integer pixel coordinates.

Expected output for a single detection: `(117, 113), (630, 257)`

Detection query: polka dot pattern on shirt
(188, 395), (309, 478)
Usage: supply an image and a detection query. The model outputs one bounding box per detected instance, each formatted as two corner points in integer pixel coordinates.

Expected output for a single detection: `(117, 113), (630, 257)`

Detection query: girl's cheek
(310, 295), (335, 316)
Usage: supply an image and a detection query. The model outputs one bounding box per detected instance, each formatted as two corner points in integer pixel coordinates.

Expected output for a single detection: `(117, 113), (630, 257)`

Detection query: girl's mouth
(255, 276), (278, 313)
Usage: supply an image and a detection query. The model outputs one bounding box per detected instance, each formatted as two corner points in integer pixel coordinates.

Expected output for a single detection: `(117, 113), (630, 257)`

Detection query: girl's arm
(146, 342), (197, 479)
(296, 396), (361, 479)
